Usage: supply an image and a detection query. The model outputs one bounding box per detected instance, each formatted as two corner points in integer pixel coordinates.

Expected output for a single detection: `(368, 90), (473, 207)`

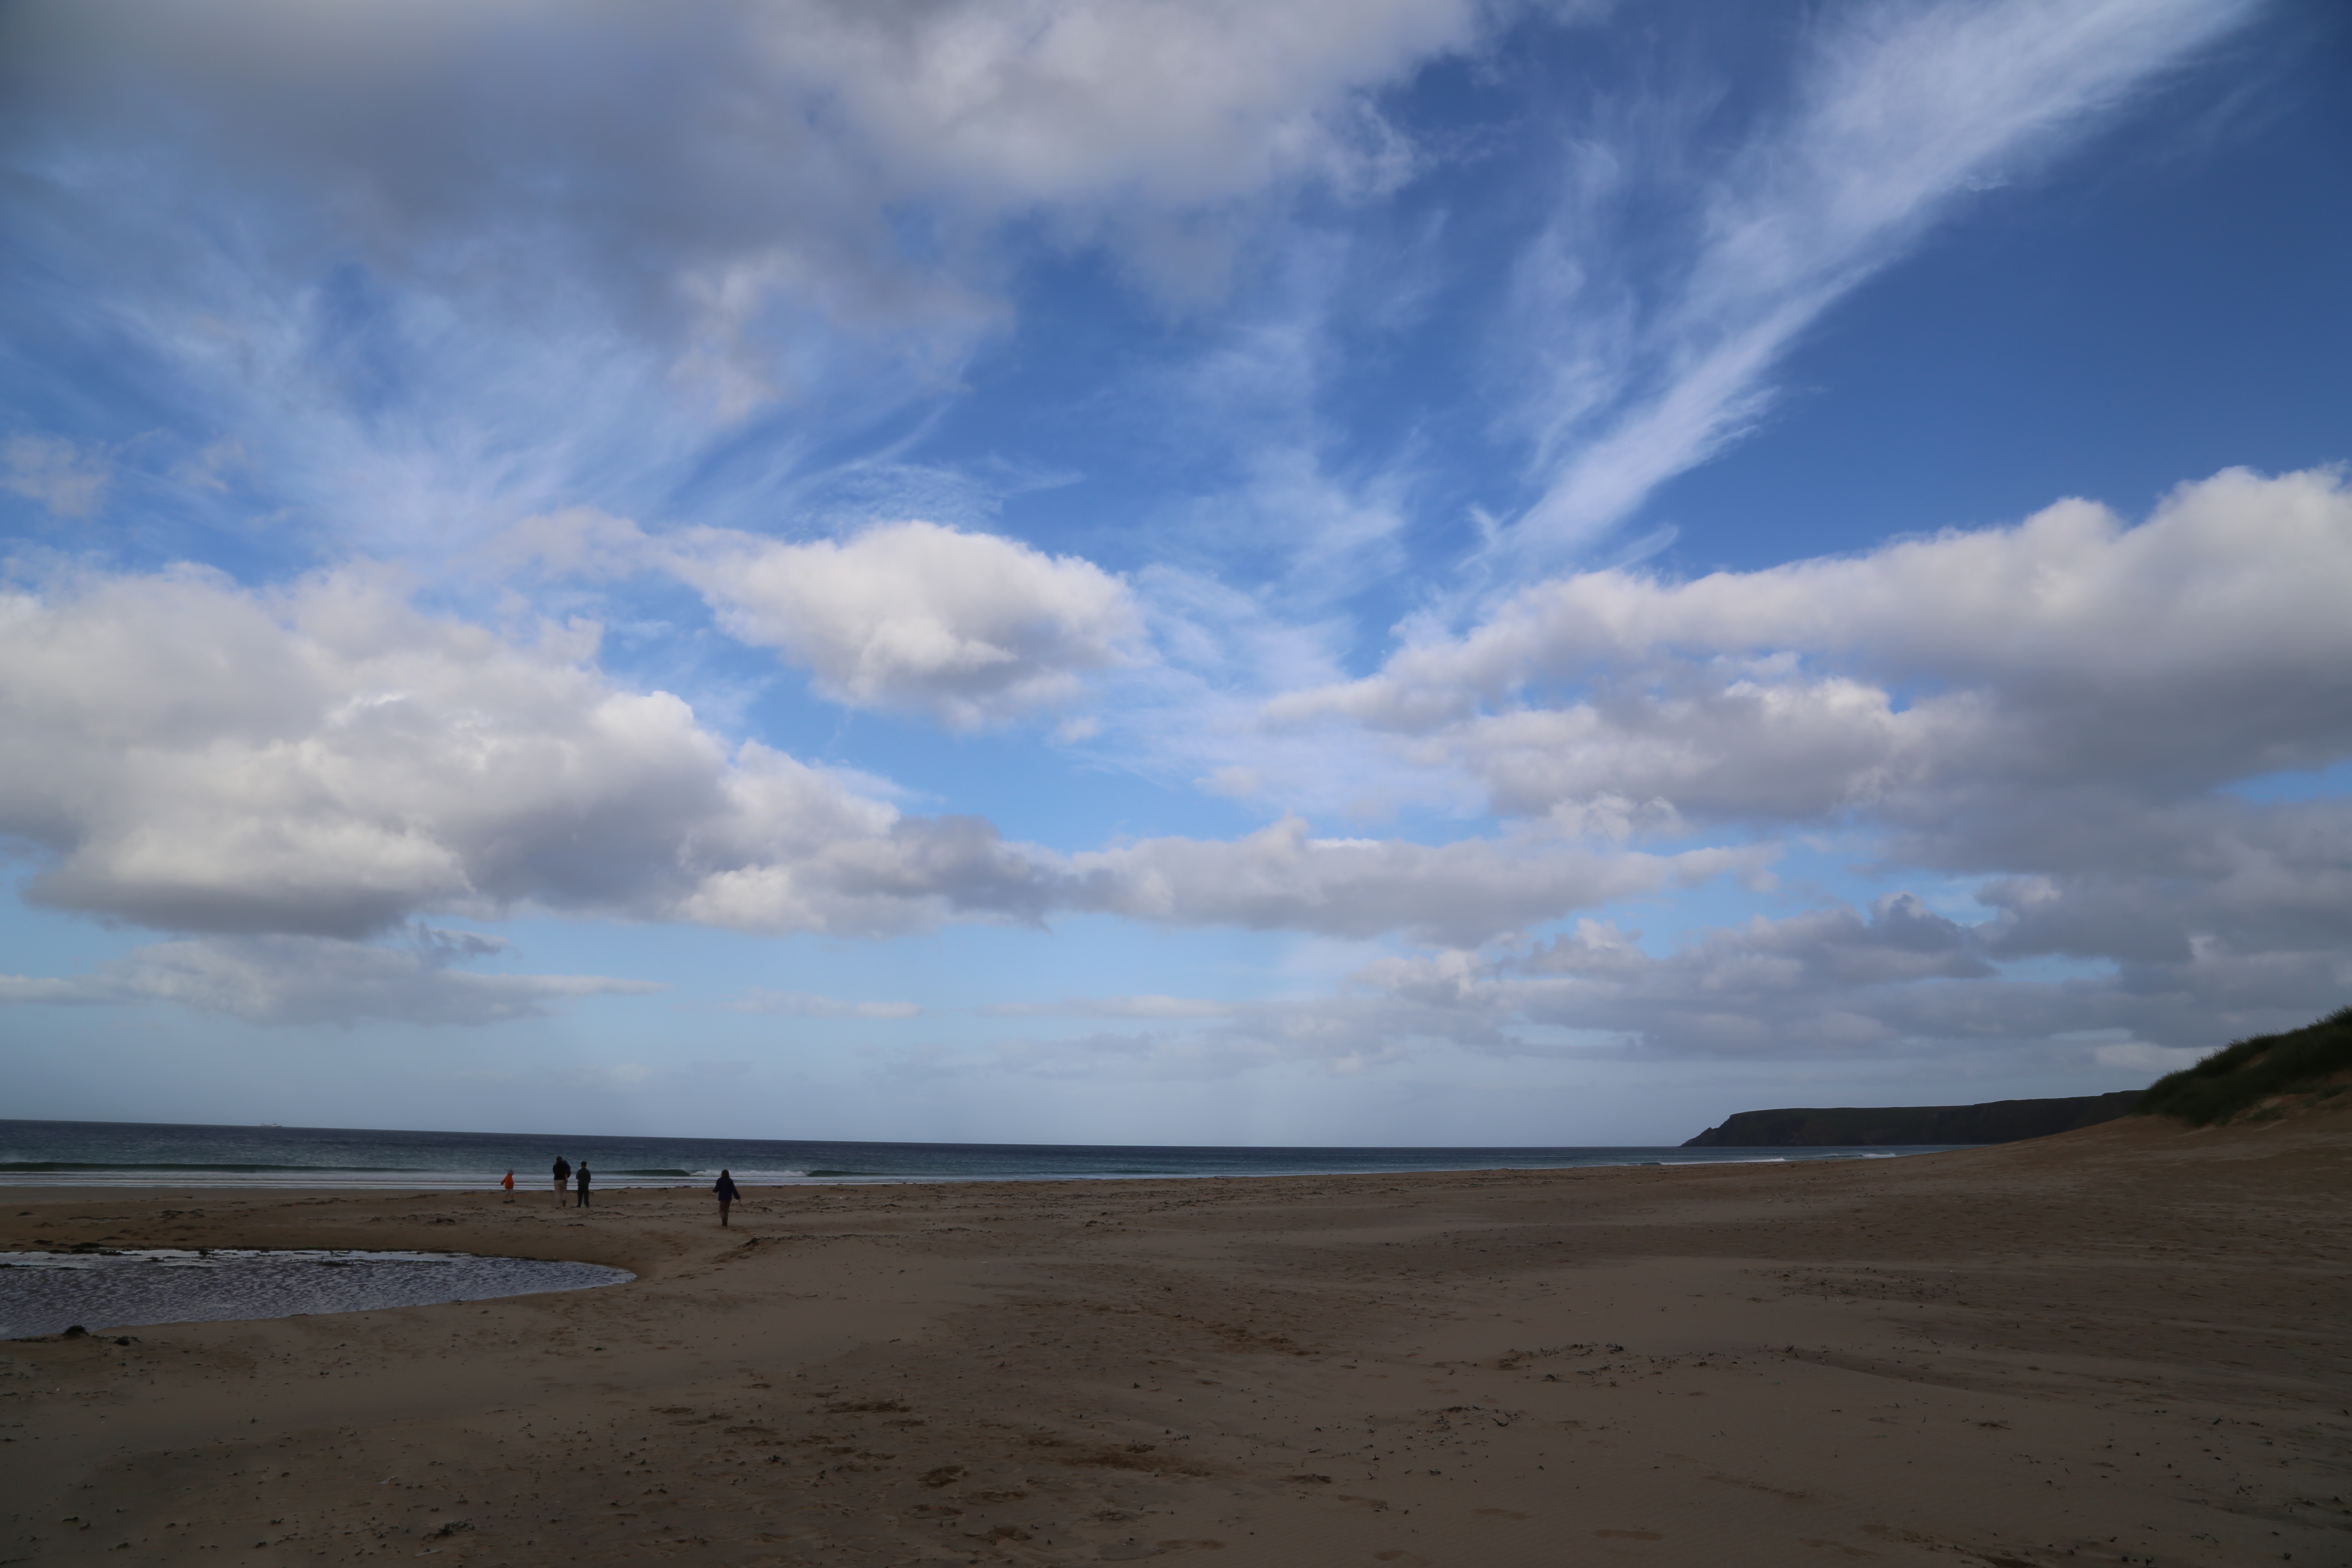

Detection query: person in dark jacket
(714, 1169), (741, 1227)
(551, 1155), (572, 1207)
(575, 1161), (592, 1208)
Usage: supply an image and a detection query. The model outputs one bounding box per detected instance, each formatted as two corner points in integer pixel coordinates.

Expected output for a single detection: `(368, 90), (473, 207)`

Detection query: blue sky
(3, 0), (2347, 1145)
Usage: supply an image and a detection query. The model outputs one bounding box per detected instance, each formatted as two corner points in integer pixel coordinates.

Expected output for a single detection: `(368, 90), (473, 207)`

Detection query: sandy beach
(3, 1112), (2346, 1568)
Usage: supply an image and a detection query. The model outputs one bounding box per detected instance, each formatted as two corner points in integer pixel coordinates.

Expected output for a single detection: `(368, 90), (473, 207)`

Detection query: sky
(2, 0), (2348, 1147)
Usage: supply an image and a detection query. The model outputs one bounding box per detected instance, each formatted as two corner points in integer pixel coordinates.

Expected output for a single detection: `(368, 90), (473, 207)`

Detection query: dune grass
(2135, 1005), (2352, 1127)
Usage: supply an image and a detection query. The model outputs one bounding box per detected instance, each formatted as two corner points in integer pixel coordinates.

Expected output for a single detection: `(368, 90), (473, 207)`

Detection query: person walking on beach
(501, 1170), (514, 1193)
(575, 1161), (593, 1208)
(714, 1169), (740, 1228)
(551, 1155), (572, 1207)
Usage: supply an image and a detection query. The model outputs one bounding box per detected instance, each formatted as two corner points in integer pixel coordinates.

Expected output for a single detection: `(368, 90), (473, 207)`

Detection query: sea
(0, 1119), (1967, 1191)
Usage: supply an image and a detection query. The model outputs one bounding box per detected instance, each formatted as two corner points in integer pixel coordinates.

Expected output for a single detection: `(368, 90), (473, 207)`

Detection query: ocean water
(0, 1249), (634, 1338)
(0, 1119), (1964, 1191)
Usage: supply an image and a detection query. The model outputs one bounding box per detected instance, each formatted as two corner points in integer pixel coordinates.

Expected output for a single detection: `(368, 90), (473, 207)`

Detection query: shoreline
(5, 1112), (2347, 1567)
(0, 1146), (1942, 1196)
(0, 1123), (1981, 1195)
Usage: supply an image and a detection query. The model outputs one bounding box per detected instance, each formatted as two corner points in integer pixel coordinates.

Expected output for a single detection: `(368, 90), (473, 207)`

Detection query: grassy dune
(2135, 1004), (2352, 1126)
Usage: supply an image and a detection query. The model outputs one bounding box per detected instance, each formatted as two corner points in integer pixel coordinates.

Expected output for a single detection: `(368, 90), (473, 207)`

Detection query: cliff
(1681, 1089), (2142, 1148)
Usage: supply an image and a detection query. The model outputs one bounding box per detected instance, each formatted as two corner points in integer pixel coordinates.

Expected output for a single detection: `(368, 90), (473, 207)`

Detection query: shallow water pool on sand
(0, 1249), (632, 1337)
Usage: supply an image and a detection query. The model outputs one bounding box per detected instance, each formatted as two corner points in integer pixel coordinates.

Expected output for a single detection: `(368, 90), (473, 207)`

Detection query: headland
(1681, 1090), (2141, 1147)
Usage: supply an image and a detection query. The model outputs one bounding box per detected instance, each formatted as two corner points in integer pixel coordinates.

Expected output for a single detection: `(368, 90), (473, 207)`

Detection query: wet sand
(3, 1109), (2347, 1568)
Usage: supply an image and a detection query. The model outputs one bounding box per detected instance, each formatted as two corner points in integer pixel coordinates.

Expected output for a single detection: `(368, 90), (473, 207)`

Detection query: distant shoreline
(0, 1146), (1956, 1195)
(0, 1118), (1973, 1189)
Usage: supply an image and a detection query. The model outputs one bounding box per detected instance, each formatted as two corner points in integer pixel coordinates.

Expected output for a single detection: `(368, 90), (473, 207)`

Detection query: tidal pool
(0, 1248), (633, 1337)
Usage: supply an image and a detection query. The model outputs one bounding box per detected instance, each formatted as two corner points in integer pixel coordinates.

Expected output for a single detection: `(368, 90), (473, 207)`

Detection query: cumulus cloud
(0, 566), (1730, 954)
(0, 565), (1056, 939)
(9, 537), (2329, 1053)
(491, 510), (1141, 730)
(1242, 467), (2352, 1047)
(0, 930), (659, 1026)
(1941, 792), (2352, 1000)
(1281, 467), (2352, 816)
(667, 520), (1142, 728)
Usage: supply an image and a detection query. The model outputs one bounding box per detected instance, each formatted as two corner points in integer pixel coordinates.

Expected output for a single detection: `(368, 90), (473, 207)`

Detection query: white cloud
(1280, 468), (2352, 817)
(750, 0), (1480, 208)
(667, 520), (1142, 728)
(2, 433), (110, 518)
(13, 553), (2326, 1057)
(0, 564), (1053, 939)
(1497, 0), (2259, 557)
(3, 0), (1496, 425)
(1063, 812), (1764, 948)
(1242, 467), (2352, 1042)
(0, 564), (1732, 952)
(0, 931), (660, 1026)
(737, 989), (923, 1019)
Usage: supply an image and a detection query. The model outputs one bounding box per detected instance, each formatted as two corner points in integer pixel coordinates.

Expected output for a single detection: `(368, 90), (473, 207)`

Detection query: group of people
(491, 1159), (742, 1224)
(550, 1155), (593, 1205)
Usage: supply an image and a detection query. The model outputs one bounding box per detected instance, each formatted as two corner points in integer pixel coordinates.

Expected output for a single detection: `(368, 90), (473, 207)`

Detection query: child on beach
(501, 1170), (514, 1192)
(714, 1169), (740, 1227)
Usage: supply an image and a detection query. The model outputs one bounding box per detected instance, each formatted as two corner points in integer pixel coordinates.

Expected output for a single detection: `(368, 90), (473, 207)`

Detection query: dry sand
(3, 1111), (2347, 1568)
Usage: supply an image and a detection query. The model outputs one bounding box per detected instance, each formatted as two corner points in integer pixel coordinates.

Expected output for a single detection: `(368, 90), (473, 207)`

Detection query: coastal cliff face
(1681, 1089), (2141, 1147)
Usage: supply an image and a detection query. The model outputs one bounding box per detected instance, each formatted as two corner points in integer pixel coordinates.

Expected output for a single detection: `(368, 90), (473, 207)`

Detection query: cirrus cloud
(1, 0), (1499, 425)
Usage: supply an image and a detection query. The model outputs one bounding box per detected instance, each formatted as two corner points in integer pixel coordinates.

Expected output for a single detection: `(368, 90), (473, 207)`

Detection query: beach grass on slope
(2135, 1005), (2352, 1127)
